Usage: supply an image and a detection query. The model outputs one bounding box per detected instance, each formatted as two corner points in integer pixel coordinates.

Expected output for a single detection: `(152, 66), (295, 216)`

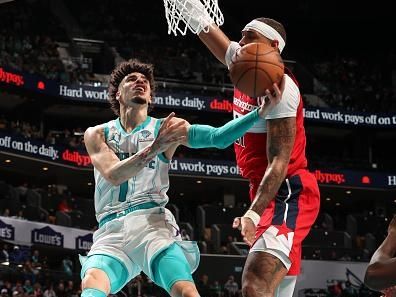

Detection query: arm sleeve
(225, 41), (241, 69)
(188, 109), (259, 149)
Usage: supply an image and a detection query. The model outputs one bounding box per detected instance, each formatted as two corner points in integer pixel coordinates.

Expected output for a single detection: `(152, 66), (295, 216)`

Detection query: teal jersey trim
(154, 118), (162, 137)
(158, 153), (169, 163)
(117, 152), (129, 202)
(154, 118), (169, 163)
(104, 123), (109, 140)
(116, 116), (152, 136)
(119, 181), (128, 202)
(81, 288), (106, 297)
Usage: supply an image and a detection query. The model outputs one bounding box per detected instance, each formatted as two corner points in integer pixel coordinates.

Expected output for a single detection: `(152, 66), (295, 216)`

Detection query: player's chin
(130, 96), (148, 105)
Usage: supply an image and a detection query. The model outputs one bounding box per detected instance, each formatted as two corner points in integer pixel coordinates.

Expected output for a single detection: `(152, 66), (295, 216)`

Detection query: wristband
(243, 209), (261, 226)
(225, 41), (241, 69)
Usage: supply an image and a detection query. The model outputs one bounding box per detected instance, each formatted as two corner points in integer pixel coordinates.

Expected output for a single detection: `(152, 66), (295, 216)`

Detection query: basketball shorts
(80, 206), (200, 293)
(249, 169), (320, 275)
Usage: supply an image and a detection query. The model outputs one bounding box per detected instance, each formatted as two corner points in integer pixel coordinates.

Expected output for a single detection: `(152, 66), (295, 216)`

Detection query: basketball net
(163, 0), (224, 36)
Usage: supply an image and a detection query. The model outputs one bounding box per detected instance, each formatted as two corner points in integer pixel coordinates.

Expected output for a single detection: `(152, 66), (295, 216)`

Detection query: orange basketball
(229, 42), (284, 98)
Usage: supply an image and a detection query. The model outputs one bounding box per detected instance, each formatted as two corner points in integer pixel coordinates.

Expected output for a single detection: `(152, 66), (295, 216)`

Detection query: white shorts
(82, 207), (200, 282)
(249, 229), (292, 271)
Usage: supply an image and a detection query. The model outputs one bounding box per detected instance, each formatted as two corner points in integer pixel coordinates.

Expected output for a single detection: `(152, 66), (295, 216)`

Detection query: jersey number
(117, 152), (129, 202)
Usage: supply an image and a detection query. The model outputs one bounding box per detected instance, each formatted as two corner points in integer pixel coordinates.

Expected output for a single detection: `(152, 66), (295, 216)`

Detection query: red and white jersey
(233, 69), (307, 183)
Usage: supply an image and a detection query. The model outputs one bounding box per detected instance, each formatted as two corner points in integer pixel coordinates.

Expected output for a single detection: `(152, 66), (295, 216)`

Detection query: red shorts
(249, 169), (320, 276)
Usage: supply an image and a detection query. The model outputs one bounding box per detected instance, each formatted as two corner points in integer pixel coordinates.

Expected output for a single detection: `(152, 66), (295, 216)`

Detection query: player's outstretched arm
(186, 90), (282, 149)
(364, 215), (396, 291)
(198, 25), (231, 66)
(84, 113), (186, 186)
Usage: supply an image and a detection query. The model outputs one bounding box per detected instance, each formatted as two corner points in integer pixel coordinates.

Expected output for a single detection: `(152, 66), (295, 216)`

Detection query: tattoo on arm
(251, 118), (296, 215)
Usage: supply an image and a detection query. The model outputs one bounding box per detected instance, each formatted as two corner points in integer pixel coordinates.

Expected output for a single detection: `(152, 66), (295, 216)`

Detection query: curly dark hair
(255, 17), (287, 45)
(108, 59), (155, 116)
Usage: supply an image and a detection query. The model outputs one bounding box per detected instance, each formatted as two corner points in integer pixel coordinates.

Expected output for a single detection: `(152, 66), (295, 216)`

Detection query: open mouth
(134, 86), (145, 92)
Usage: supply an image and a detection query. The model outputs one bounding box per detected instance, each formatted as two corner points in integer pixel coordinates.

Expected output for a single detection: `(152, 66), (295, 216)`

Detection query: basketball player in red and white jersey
(188, 15), (320, 297)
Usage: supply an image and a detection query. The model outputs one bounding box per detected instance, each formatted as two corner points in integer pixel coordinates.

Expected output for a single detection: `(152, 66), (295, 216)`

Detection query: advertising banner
(0, 216), (93, 251)
(2, 65), (396, 126)
(1, 132), (395, 188)
(304, 107), (396, 128)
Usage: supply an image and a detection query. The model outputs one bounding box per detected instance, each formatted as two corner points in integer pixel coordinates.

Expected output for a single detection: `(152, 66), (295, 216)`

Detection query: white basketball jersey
(94, 116), (170, 222)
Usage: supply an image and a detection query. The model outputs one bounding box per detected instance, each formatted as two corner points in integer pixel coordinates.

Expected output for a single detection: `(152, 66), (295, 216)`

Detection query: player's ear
(271, 40), (279, 49)
(116, 91), (121, 100)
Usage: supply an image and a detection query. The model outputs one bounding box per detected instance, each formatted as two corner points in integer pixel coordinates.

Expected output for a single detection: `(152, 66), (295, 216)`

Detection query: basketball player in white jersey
(80, 59), (284, 297)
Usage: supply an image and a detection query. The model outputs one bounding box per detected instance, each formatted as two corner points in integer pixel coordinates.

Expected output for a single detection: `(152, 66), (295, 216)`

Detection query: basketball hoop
(163, 0), (224, 36)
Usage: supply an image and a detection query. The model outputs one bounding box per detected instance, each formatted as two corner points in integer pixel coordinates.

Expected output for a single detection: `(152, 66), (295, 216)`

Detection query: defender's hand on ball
(232, 217), (256, 246)
(257, 74), (286, 119)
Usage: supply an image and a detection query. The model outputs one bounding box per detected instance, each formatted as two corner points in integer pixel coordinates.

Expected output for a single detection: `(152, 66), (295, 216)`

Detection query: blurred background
(0, 0), (395, 296)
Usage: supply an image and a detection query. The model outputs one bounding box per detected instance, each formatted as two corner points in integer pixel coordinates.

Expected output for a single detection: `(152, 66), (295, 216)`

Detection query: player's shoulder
(283, 74), (300, 101)
(84, 123), (107, 141)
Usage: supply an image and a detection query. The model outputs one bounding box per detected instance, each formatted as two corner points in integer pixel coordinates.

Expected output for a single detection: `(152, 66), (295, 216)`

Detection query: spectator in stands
(210, 280), (222, 297)
(0, 244), (9, 263)
(0, 289), (9, 297)
(43, 284), (56, 297)
(57, 198), (72, 213)
(196, 274), (211, 297)
(33, 282), (43, 297)
(61, 256), (73, 277)
(31, 250), (41, 269)
(11, 210), (25, 220)
(364, 215), (396, 295)
(23, 280), (33, 295)
(22, 260), (38, 284)
(9, 246), (24, 265)
(224, 275), (239, 297)
(2, 208), (10, 217)
(55, 282), (66, 297)
(64, 280), (75, 297)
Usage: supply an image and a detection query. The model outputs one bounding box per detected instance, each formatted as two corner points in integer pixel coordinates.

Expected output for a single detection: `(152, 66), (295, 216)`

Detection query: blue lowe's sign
(0, 219), (15, 240)
(75, 233), (93, 251)
(31, 226), (64, 247)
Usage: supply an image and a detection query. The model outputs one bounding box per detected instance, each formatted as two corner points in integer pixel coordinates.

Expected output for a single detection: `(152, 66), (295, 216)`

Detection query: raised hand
(151, 113), (187, 154)
(257, 74), (286, 118)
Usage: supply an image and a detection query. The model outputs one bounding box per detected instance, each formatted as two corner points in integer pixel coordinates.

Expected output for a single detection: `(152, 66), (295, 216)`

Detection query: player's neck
(119, 106), (148, 133)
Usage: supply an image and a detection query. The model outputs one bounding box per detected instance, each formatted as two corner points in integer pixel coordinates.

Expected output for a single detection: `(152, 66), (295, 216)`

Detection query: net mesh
(163, 0), (224, 36)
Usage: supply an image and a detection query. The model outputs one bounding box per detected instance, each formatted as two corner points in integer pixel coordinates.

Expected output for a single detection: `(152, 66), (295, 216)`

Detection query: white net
(163, 0), (224, 36)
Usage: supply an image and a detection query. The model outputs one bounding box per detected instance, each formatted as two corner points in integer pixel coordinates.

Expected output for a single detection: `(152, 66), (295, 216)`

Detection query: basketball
(229, 42), (284, 98)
